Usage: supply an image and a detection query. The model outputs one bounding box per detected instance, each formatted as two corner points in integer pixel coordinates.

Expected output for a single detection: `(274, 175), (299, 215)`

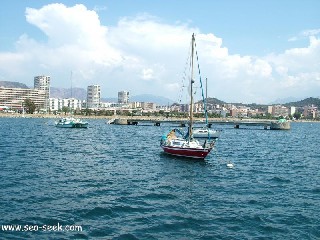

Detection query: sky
(0, 0), (319, 104)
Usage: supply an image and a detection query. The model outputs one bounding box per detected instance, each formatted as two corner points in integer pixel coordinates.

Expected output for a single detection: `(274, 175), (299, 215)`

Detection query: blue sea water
(0, 118), (319, 239)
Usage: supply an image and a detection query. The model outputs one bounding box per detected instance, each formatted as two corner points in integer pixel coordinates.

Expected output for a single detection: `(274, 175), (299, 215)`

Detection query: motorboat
(55, 117), (88, 128)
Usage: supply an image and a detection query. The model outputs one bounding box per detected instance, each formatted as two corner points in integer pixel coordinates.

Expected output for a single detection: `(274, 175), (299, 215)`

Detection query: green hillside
(284, 97), (320, 108)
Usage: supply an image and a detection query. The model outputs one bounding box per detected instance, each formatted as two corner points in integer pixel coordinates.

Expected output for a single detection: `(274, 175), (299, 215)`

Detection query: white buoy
(226, 162), (234, 168)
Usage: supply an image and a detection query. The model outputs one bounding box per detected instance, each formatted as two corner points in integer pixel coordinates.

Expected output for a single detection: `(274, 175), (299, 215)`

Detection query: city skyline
(0, 0), (319, 104)
(2, 77), (318, 105)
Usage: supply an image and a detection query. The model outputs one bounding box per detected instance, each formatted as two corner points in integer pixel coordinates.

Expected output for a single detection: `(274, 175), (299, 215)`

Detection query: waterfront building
(289, 106), (296, 116)
(230, 108), (238, 117)
(0, 87), (46, 109)
(34, 75), (50, 111)
(141, 102), (156, 111)
(156, 105), (171, 112)
(130, 101), (156, 111)
(303, 105), (318, 119)
(271, 105), (289, 117)
(180, 104), (189, 113)
(100, 102), (113, 108)
(237, 106), (250, 118)
(49, 98), (84, 112)
(118, 91), (129, 104)
(194, 103), (204, 113)
(87, 85), (101, 109)
(130, 102), (142, 109)
(219, 109), (228, 118)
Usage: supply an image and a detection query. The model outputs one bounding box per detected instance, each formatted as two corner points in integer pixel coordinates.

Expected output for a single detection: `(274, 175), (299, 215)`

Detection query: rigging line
(194, 39), (209, 128)
(179, 39), (193, 104)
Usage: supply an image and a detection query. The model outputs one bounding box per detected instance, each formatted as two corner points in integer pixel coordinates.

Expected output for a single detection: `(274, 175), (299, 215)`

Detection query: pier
(110, 118), (290, 130)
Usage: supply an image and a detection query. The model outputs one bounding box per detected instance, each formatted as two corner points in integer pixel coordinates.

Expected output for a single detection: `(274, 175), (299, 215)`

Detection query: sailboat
(55, 72), (88, 128)
(160, 33), (215, 159)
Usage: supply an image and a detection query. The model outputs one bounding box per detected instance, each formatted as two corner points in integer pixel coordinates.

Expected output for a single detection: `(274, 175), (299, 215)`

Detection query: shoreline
(0, 113), (108, 119)
(0, 113), (319, 123)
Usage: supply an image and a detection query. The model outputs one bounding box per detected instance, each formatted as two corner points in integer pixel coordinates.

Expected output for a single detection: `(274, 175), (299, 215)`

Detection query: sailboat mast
(206, 77), (207, 101)
(70, 71), (73, 99)
(189, 33), (195, 140)
(205, 77), (208, 126)
(70, 71), (73, 114)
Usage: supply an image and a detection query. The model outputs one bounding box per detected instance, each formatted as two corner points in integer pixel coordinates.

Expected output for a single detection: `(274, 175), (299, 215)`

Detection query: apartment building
(118, 91), (129, 104)
(271, 105), (289, 117)
(87, 85), (101, 109)
(34, 75), (50, 111)
(0, 87), (46, 109)
(303, 105), (318, 119)
(49, 98), (85, 112)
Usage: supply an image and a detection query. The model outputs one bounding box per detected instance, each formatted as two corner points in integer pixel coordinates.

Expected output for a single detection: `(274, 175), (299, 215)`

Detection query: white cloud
(288, 37), (298, 42)
(141, 68), (154, 80)
(302, 28), (320, 37)
(0, 3), (319, 104)
(288, 28), (320, 42)
(264, 36), (320, 100)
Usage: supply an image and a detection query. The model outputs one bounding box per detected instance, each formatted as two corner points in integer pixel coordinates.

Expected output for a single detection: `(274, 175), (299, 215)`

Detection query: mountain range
(50, 87), (87, 100)
(0, 81), (29, 89)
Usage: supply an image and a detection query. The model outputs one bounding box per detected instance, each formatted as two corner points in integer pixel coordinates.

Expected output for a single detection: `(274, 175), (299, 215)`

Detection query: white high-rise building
(118, 91), (129, 104)
(49, 98), (84, 112)
(34, 75), (50, 110)
(87, 85), (101, 109)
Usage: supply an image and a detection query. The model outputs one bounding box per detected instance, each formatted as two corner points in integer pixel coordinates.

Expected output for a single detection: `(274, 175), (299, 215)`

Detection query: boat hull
(161, 145), (211, 159)
(55, 123), (88, 128)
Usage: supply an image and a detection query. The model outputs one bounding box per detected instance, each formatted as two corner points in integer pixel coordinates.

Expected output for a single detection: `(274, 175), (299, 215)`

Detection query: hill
(50, 87), (87, 100)
(269, 97), (301, 104)
(284, 97), (320, 108)
(205, 97), (226, 105)
(0, 81), (29, 89)
(130, 94), (174, 105)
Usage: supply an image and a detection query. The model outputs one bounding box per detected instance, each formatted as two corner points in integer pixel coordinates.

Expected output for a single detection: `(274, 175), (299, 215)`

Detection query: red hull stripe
(161, 146), (211, 159)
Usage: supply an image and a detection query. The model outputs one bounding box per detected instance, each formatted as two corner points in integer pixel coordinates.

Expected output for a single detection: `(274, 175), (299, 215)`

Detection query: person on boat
(167, 129), (177, 140)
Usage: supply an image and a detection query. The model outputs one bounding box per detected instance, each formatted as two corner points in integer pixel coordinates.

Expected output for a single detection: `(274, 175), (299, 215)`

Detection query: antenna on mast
(70, 71), (73, 98)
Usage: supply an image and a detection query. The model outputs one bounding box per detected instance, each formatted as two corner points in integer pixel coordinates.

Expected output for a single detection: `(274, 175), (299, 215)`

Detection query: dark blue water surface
(0, 118), (319, 239)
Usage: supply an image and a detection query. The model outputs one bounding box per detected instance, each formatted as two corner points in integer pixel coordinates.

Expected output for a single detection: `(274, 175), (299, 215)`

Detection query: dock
(109, 118), (290, 130)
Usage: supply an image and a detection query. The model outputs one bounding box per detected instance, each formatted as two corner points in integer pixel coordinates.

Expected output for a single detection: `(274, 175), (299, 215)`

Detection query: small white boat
(192, 127), (220, 139)
(55, 117), (88, 128)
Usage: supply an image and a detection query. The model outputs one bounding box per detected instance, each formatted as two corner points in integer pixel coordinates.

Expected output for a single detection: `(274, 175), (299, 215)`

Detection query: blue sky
(0, 0), (319, 103)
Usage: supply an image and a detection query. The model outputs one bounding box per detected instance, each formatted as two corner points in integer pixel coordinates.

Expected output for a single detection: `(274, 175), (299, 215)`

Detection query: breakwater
(111, 117), (291, 130)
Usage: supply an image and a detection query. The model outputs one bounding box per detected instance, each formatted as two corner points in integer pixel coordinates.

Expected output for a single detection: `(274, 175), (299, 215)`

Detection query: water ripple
(0, 119), (319, 239)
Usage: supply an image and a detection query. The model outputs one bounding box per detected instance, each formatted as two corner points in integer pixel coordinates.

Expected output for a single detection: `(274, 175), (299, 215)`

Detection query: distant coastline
(1, 112), (319, 123)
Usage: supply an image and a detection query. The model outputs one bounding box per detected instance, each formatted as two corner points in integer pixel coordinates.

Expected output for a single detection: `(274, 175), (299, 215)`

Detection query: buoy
(226, 162), (234, 168)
